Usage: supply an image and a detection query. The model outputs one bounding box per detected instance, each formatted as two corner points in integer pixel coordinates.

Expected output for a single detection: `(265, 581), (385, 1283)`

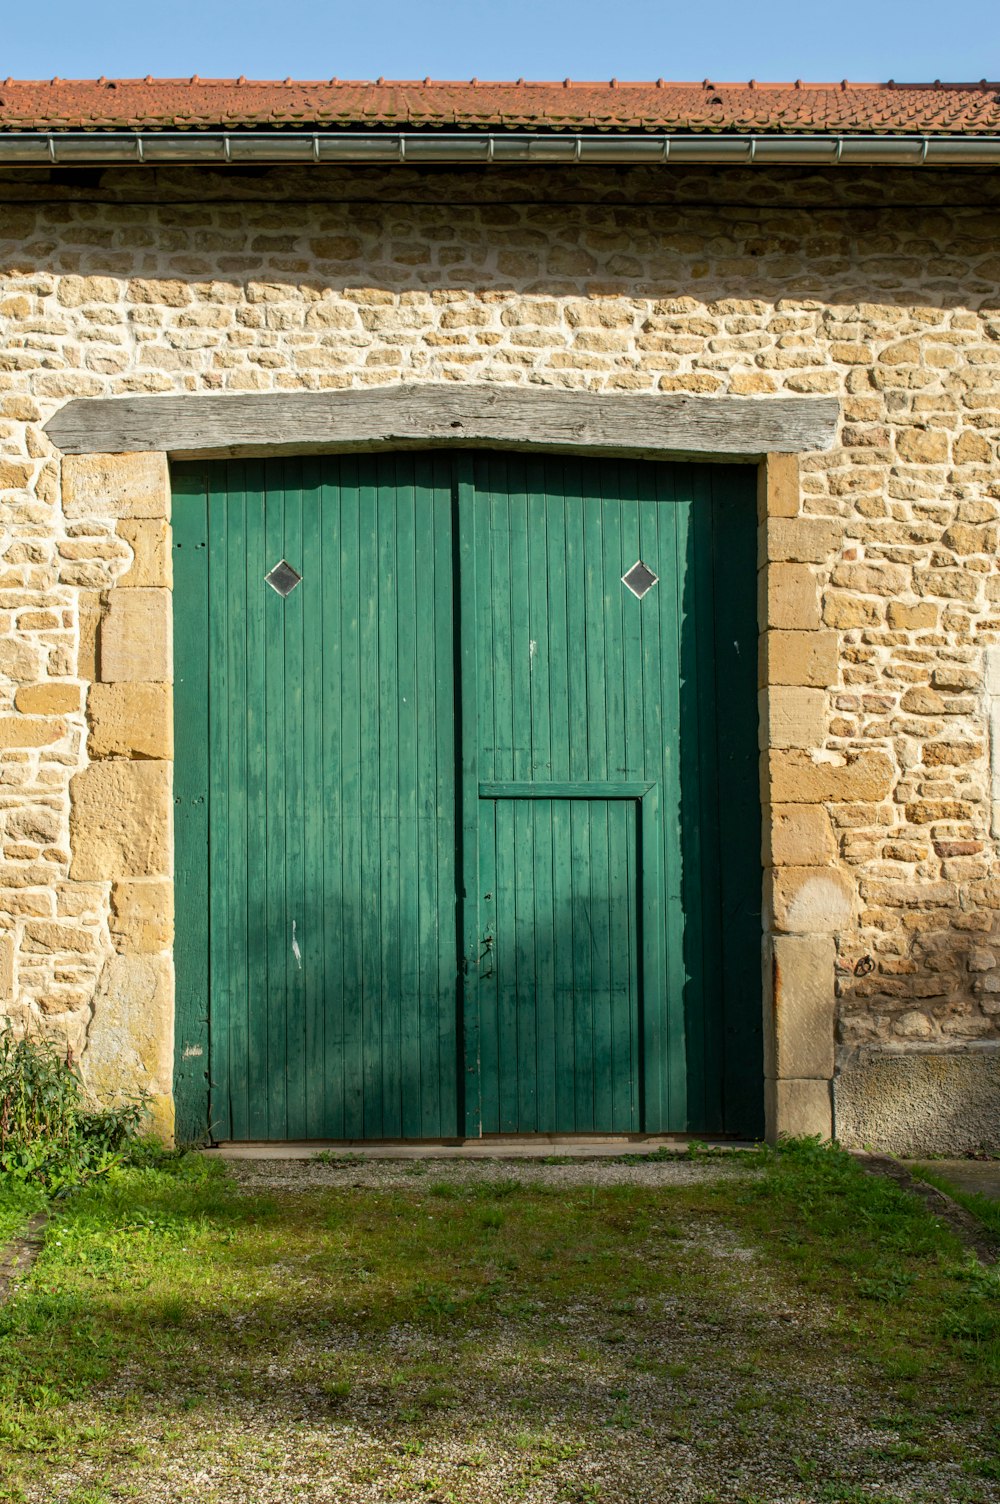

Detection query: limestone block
(80, 952), (174, 1135)
(760, 518), (840, 566)
(767, 749), (894, 804)
(116, 519), (172, 589)
(110, 879), (174, 954)
(88, 683), (173, 760)
(759, 687), (826, 751)
(766, 1076), (833, 1142)
(765, 934), (836, 1079)
(765, 804), (837, 867)
(69, 760), (171, 880)
(762, 630), (838, 689)
(99, 589), (172, 683)
(759, 562), (820, 630)
(0, 932), (12, 1002)
(62, 452), (169, 522)
(758, 453), (799, 520)
(768, 866), (854, 934)
(0, 716), (66, 749)
(13, 683), (82, 715)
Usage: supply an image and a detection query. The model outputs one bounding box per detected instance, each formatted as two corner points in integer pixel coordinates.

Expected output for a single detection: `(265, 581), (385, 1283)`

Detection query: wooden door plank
(241, 462), (269, 1140)
(223, 463), (250, 1142)
(171, 465), (212, 1142)
(457, 454), (482, 1138)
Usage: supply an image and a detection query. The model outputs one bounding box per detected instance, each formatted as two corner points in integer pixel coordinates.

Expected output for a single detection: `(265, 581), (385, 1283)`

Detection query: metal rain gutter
(2, 130), (1000, 167)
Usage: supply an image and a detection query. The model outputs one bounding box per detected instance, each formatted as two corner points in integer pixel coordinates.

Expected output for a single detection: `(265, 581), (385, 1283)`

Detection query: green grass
(0, 1141), (997, 1502)
(0, 1184), (46, 1249)
(909, 1164), (1000, 1243)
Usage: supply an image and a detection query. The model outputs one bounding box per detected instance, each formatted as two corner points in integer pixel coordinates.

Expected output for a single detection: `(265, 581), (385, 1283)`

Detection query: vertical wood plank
(457, 454), (482, 1137)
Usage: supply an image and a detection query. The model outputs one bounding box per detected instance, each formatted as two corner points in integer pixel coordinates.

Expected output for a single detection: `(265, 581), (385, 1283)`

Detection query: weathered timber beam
(44, 385), (839, 460)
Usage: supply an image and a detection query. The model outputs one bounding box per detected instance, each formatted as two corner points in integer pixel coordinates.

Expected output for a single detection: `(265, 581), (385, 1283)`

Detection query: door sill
(206, 1135), (751, 1160)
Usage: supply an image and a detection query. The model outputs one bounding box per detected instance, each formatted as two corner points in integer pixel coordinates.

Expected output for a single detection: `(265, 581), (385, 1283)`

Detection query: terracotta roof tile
(1, 78), (999, 134)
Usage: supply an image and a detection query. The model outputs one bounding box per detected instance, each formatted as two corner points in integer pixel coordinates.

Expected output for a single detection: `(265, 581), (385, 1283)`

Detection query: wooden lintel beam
(44, 385), (839, 460)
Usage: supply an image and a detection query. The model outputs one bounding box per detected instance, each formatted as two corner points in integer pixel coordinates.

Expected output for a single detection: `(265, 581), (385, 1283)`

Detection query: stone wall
(0, 164), (998, 1148)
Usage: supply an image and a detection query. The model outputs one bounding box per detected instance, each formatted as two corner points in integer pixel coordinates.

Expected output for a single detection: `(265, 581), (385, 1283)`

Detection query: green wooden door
(173, 452), (761, 1143)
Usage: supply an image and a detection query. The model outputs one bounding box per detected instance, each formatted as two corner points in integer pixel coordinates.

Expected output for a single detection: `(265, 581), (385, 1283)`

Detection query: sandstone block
(768, 866), (854, 934)
(900, 687), (946, 715)
(76, 591), (104, 681)
(762, 631), (838, 689)
(110, 879), (174, 954)
(758, 453), (799, 519)
(80, 952), (174, 1134)
(69, 760), (171, 880)
(21, 920), (100, 955)
(829, 561), (908, 596)
(766, 933), (836, 1079)
(14, 683), (82, 715)
(6, 806), (62, 845)
(766, 1076), (832, 1142)
(99, 590), (172, 683)
(888, 601), (937, 631)
(923, 740), (983, 766)
(761, 687), (826, 751)
(760, 562), (820, 630)
(953, 431), (992, 464)
(0, 716), (66, 749)
(761, 518), (840, 566)
(0, 932), (12, 1002)
(116, 519), (172, 589)
(768, 749), (894, 804)
(766, 804), (837, 867)
(0, 639), (43, 683)
(896, 427), (949, 464)
(63, 452), (170, 521)
(87, 683), (173, 760)
(57, 276), (119, 307)
(822, 593), (883, 629)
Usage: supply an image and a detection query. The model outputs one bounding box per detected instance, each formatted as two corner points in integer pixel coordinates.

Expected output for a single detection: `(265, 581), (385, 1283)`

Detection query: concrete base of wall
(834, 1046), (1000, 1155)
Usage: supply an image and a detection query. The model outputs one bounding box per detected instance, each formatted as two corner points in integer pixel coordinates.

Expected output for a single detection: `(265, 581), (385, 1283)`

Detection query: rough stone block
(63, 451), (169, 521)
(762, 630), (838, 689)
(766, 1076), (833, 1142)
(21, 920), (100, 955)
(69, 760), (171, 880)
(76, 591), (104, 682)
(759, 562), (820, 630)
(88, 683), (173, 760)
(80, 952), (174, 1142)
(116, 519), (172, 589)
(887, 600), (938, 631)
(765, 933), (836, 1079)
(99, 589), (172, 683)
(0, 716), (67, 749)
(759, 687), (826, 750)
(765, 804), (837, 867)
(110, 879), (174, 954)
(768, 866), (854, 934)
(767, 749), (894, 804)
(13, 683), (82, 715)
(758, 452), (799, 520)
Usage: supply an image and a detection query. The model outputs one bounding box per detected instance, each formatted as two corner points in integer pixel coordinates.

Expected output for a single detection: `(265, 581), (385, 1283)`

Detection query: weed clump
(0, 1028), (145, 1191)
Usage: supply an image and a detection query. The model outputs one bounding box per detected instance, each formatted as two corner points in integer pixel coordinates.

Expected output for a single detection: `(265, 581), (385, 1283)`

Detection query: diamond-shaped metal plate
(264, 559), (302, 598)
(622, 559), (658, 599)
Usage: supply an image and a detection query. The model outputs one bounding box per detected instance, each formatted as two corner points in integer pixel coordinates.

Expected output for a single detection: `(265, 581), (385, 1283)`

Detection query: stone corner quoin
(0, 165), (997, 1154)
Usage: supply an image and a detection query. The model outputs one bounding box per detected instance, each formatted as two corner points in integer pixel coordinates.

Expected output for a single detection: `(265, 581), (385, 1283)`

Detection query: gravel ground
(9, 1155), (998, 1504)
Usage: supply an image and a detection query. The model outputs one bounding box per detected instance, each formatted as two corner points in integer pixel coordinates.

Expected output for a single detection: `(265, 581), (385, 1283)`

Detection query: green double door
(173, 452), (761, 1143)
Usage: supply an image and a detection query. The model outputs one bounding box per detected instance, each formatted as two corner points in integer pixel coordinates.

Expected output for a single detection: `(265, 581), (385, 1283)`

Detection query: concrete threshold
(208, 1136), (750, 1161)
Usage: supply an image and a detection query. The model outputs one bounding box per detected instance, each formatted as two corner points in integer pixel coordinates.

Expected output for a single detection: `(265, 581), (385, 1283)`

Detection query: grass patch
(909, 1163), (1000, 1243)
(0, 1142), (996, 1502)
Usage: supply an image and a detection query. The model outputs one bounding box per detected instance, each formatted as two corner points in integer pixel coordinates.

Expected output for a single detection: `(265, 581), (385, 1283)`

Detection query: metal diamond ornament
(264, 559), (302, 598)
(622, 560), (658, 599)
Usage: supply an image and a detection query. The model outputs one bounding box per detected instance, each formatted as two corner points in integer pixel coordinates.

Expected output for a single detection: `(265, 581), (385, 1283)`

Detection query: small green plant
(0, 1028), (145, 1191)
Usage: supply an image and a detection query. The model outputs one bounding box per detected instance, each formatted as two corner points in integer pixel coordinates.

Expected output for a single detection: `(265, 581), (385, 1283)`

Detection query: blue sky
(2, 0), (997, 83)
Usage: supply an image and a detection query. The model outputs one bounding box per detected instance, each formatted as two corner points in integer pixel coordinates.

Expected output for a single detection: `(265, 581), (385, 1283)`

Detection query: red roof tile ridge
(1, 76), (999, 90)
